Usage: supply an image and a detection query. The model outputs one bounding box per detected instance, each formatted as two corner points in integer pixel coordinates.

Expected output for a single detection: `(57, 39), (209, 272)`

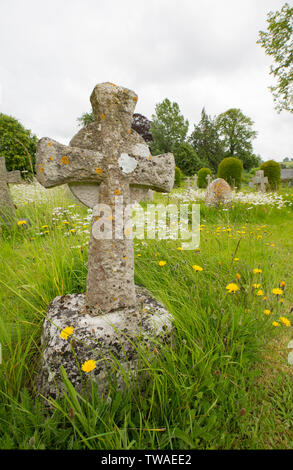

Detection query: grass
(0, 183), (292, 449)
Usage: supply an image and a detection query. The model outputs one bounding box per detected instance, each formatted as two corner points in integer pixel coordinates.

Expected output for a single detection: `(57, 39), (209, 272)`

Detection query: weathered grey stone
(205, 178), (232, 206)
(36, 83), (175, 397)
(38, 287), (173, 398)
(252, 170), (268, 192)
(0, 157), (22, 225)
(281, 169), (293, 182)
(36, 82), (175, 314)
(206, 174), (212, 186)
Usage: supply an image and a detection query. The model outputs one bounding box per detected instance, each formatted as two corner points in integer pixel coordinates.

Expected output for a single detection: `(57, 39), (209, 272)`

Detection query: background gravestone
(205, 178), (232, 206)
(36, 82), (175, 397)
(0, 157), (22, 225)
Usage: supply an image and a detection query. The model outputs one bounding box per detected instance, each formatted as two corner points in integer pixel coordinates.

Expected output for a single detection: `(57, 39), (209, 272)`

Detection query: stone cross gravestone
(206, 173), (212, 186)
(252, 170), (268, 192)
(0, 157), (22, 225)
(36, 83), (175, 397)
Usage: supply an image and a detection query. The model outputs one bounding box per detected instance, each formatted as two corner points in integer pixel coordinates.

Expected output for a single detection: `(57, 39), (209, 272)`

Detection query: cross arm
(36, 138), (106, 188)
(123, 145), (175, 193)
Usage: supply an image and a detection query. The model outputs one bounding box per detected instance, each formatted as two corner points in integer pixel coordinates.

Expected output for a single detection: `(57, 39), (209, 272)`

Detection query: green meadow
(0, 183), (292, 449)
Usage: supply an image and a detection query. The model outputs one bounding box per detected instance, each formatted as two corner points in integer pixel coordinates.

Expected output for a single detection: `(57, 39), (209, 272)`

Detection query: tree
(216, 108), (257, 171)
(0, 114), (37, 175)
(257, 3), (293, 113)
(173, 142), (204, 176)
(149, 99), (189, 154)
(189, 108), (225, 172)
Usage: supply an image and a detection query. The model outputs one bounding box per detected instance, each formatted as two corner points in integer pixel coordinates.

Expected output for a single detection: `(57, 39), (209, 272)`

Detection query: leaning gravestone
(205, 178), (232, 206)
(0, 157), (22, 225)
(36, 83), (175, 397)
(252, 170), (268, 192)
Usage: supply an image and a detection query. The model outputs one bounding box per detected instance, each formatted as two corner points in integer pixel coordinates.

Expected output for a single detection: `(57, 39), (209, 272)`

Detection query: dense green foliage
(150, 99), (189, 155)
(218, 157), (243, 189)
(260, 159), (281, 190)
(197, 167), (212, 188)
(216, 109), (258, 171)
(257, 3), (293, 113)
(0, 114), (37, 176)
(173, 142), (203, 176)
(174, 166), (182, 187)
(189, 108), (224, 172)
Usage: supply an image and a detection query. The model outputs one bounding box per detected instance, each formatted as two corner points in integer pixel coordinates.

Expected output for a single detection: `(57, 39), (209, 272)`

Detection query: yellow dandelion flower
(272, 288), (283, 296)
(192, 265), (203, 272)
(17, 220), (27, 226)
(253, 268), (262, 274)
(60, 326), (74, 340)
(272, 321), (281, 327)
(280, 281), (286, 289)
(177, 247), (183, 251)
(81, 359), (97, 373)
(226, 283), (240, 293)
(236, 273), (241, 280)
(252, 284), (261, 289)
(256, 290), (264, 296)
(158, 261), (166, 266)
(280, 317), (291, 327)
(264, 310), (271, 315)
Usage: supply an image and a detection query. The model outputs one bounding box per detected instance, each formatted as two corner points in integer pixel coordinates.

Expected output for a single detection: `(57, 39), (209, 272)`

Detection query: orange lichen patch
(49, 157), (53, 161)
(96, 168), (103, 174)
(109, 83), (116, 86)
(48, 142), (52, 147)
(39, 165), (44, 173)
(114, 189), (121, 195)
(133, 96), (138, 102)
(108, 215), (114, 221)
(95, 216), (100, 221)
(124, 227), (131, 236)
(60, 156), (69, 165)
(101, 114), (106, 120)
(128, 129), (131, 135)
(149, 155), (152, 160)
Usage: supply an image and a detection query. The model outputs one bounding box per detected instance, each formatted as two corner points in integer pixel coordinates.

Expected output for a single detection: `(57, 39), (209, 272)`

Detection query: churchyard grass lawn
(0, 182), (292, 449)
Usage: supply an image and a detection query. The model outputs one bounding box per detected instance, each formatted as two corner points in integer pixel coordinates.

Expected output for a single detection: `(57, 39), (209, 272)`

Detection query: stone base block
(37, 286), (173, 398)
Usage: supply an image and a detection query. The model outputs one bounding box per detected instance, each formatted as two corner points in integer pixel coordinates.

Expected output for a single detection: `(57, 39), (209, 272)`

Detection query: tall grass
(0, 184), (292, 449)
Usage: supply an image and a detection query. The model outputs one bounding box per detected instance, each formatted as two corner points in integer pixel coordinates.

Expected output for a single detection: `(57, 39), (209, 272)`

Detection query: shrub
(173, 142), (204, 176)
(260, 160), (281, 190)
(218, 157), (243, 189)
(198, 167), (212, 188)
(174, 166), (182, 187)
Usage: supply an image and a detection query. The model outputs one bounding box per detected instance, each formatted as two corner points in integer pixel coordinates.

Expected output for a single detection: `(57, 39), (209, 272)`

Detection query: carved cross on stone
(0, 157), (22, 225)
(252, 170), (268, 192)
(36, 82), (175, 315)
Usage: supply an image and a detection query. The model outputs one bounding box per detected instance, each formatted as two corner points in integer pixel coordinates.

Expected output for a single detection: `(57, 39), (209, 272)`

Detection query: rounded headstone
(205, 178), (232, 206)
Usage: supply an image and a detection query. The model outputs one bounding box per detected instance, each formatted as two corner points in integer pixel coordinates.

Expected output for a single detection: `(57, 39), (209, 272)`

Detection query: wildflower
(236, 273), (241, 280)
(234, 258), (239, 262)
(60, 326), (74, 340)
(41, 225), (48, 229)
(226, 283), (240, 293)
(280, 317), (291, 327)
(177, 247), (183, 251)
(264, 310), (271, 315)
(253, 269), (262, 274)
(272, 288), (283, 296)
(17, 220), (27, 226)
(272, 322), (281, 327)
(252, 284), (261, 289)
(137, 254), (141, 257)
(256, 290), (264, 296)
(158, 261), (166, 266)
(280, 281), (286, 289)
(81, 359), (97, 373)
(192, 265), (203, 272)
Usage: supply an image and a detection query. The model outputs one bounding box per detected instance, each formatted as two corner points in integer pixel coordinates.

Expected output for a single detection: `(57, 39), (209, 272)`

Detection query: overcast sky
(0, 0), (292, 161)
